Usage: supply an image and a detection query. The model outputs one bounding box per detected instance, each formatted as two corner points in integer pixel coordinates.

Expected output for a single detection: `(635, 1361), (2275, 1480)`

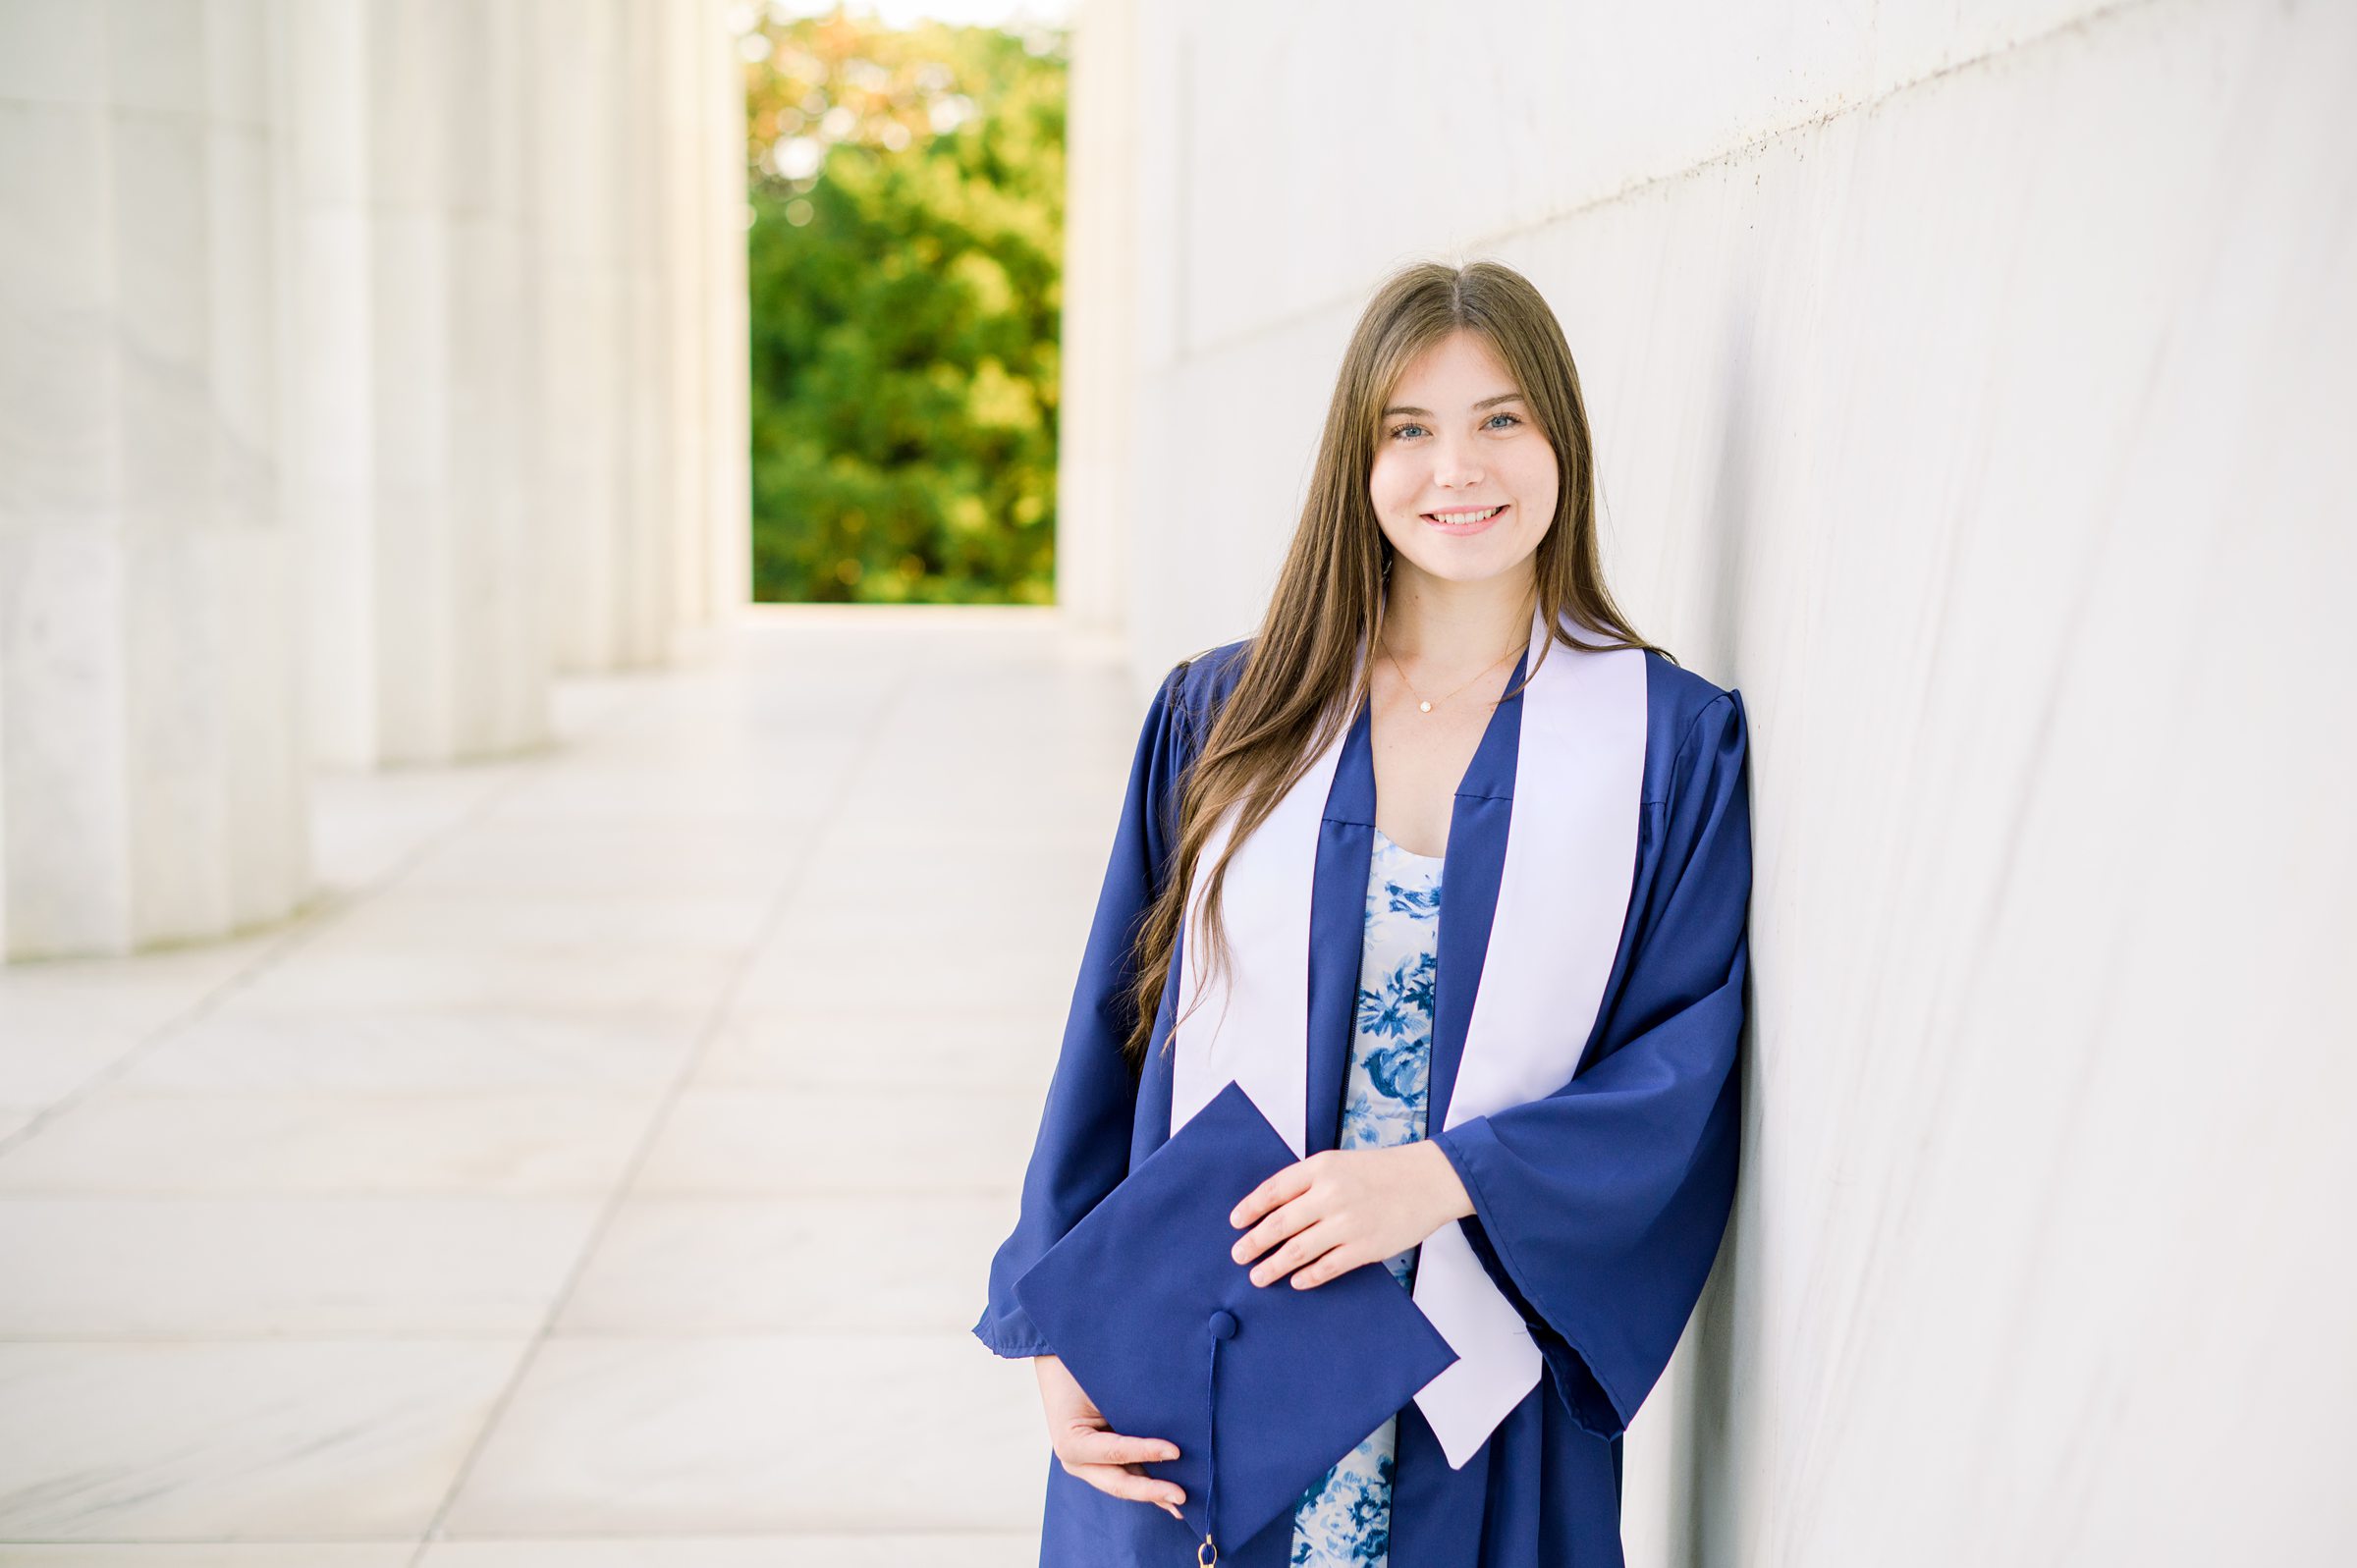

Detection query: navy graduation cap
(1014, 1077), (1460, 1562)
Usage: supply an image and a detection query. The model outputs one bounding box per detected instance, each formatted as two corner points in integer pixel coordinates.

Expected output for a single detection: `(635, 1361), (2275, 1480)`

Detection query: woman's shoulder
(1171, 633), (1253, 690)
(1157, 634), (1256, 742)
(1639, 646), (1736, 730)
(1636, 646), (1745, 805)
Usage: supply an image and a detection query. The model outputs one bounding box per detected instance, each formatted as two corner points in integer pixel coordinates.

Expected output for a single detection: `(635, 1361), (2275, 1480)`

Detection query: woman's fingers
(1250, 1218), (1340, 1287)
(1038, 1366), (1187, 1518)
(1053, 1425), (1186, 1513)
(1059, 1426), (1181, 1468)
(1061, 1458), (1187, 1511)
(1230, 1154), (1320, 1231)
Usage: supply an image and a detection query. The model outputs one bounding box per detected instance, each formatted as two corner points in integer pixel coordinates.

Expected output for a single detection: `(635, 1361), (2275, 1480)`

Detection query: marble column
(455, 1), (553, 752)
(537, 0), (644, 674)
(0, 0), (308, 957)
(706, 0), (752, 624)
(602, 0), (674, 671)
(657, 0), (706, 632)
(681, 0), (751, 630)
(1, 0), (749, 958)
(1055, 0), (1140, 643)
(283, 0), (551, 770)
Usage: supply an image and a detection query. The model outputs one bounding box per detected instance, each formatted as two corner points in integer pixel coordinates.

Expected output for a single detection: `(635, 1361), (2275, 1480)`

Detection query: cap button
(1207, 1308), (1238, 1340)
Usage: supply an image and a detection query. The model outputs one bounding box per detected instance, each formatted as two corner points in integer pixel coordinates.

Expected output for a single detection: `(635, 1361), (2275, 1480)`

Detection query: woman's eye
(1386, 413), (1520, 441)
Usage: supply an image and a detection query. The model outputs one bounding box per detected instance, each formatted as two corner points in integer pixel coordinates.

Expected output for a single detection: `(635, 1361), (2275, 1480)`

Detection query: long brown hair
(1119, 258), (1670, 1068)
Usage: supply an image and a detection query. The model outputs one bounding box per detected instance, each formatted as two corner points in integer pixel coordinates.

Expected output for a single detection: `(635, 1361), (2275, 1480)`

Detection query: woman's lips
(1423, 504), (1507, 535)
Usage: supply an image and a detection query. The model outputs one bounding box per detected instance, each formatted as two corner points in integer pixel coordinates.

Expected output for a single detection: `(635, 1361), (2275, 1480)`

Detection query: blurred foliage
(740, 4), (1066, 604)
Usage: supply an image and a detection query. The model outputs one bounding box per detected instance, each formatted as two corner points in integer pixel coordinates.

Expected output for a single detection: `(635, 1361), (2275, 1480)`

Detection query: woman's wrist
(1415, 1136), (1477, 1223)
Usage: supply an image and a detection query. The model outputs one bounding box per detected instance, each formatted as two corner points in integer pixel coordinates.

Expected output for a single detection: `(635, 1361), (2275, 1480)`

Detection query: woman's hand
(1033, 1353), (1188, 1523)
(1230, 1138), (1475, 1288)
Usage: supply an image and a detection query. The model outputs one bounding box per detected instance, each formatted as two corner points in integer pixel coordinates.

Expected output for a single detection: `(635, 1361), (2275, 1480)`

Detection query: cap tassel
(1199, 1308), (1237, 1566)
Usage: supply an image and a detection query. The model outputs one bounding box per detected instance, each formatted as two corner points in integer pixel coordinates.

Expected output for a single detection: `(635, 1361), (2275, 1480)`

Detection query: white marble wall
(0, 1), (754, 955)
(1087, 0), (2356, 1560)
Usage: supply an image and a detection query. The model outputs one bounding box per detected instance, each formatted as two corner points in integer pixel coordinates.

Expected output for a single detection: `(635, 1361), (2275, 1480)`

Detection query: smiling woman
(976, 258), (1754, 1568)
(1379, 376), (1555, 538)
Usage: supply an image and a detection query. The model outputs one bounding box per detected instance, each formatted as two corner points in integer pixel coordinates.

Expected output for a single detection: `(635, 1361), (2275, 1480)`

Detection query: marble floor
(0, 609), (1145, 1567)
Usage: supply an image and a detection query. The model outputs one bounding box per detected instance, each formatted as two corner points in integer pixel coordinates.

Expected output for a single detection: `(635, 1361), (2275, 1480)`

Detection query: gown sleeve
(1430, 687), (1753, 1438)
(970, 659), (1197, 1358)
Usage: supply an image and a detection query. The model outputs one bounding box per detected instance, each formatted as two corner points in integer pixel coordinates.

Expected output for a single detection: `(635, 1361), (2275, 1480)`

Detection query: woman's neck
(1379, 565), (1538, 678)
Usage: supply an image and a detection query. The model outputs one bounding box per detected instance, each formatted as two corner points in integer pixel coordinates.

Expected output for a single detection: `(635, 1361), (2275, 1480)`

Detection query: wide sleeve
(970, 660), (1196, 1358)
(1429, 687), (1753, 1438)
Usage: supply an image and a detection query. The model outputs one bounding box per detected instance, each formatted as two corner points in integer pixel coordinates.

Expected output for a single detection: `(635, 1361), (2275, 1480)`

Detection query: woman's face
(1367, 328), (1557, 590)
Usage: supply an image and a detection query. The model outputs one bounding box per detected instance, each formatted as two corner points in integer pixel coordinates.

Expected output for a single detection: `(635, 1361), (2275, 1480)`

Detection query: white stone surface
(697, 0), (755, 626)
(114, 1006), (710, 1093)
(611, 0), (680, 671)
(633, 1086), (1042, 1195)
(276, 0), (744, 770)
(1097, 0), (2357, 1561)
(0, 0), (309, 956)
(554, 1192), (1010, 1333)
(661, 0), (713, 629)
(284, 0), (554, 769)
(436, 1334), (1039, 1536)
(0, 1197), (603, 1336)
(0, 1090), (654, 1197)
(421, 1541), (1031, 1568)
(0, 1340), (527, 1539)
(0, 1550), (406, 1567)
(1053, 0), (1139, 636)
(532, 0), (630, 674)
(0, 932), (278, 1105)
(4, 1), (750, 956)
(698, 1006), (1068, 1092)
(0, 612), (1134, 1557)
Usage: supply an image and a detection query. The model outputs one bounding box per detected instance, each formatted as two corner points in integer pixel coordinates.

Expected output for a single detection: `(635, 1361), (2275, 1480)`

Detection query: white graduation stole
(1169, 603), (1647, 1469)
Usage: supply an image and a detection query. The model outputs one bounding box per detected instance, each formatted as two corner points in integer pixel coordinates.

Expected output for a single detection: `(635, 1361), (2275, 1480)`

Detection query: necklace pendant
(1418, 699), (1432, 713)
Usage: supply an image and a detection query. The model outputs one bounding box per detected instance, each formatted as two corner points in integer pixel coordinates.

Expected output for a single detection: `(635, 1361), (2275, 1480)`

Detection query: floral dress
(1288, 823), (1443, 1567)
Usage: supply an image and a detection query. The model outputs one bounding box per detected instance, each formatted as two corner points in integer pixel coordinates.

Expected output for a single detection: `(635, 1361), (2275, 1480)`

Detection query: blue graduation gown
(973, 633), (1754, 1568)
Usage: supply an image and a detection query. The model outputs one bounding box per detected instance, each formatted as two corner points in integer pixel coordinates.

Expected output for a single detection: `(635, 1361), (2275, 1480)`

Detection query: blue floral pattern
(1288, 824), (1441, 1567)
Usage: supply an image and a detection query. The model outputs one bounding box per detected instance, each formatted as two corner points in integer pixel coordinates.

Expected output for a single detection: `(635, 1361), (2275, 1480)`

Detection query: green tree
(742, 6), (1065, 604)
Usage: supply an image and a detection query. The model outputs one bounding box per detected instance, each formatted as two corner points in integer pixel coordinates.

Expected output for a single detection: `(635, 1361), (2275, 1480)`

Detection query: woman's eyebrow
(1380, 392), (1526, 417)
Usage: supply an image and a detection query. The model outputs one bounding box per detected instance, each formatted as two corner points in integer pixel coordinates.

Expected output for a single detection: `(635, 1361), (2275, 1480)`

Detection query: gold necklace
(1379, 634), (1522, 714)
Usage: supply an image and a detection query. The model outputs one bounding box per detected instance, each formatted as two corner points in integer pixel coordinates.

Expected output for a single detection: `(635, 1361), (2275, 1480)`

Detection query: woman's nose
(1430, 442), (1484, 486)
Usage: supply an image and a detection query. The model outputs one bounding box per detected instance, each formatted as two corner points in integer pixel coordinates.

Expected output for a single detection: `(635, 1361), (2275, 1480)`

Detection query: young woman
(974, 259), (1755, 1567)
